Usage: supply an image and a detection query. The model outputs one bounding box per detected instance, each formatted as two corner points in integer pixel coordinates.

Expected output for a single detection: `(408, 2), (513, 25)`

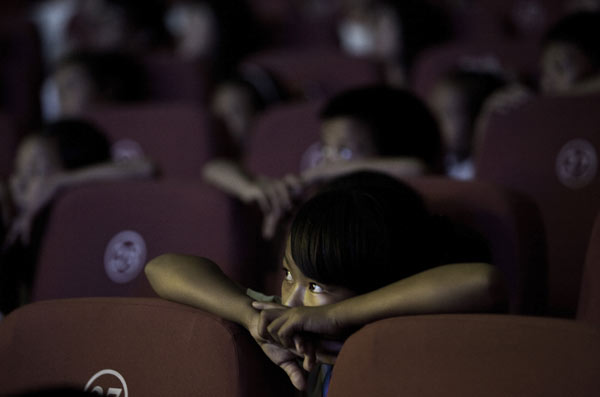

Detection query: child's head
(318, 85), (442, 170)
(46, 50), (146, 119)
(540, 11), (600, 93)
(11, 119), (110, 191)
(281, 171), (434, 307)
(337, 0), (450, 67)
(165, 0), (260, 72)
(68, 0), (168, 52)
(428, 69), (507, 160)
(211, 70), (285, 150)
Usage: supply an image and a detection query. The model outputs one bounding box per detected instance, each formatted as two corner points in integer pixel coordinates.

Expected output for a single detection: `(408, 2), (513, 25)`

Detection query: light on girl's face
(280, 241), (356, 308)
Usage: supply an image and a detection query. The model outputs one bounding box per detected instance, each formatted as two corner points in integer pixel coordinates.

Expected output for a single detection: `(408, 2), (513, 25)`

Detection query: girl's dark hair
(42, 118), (110, 170)
(319, 85), (443, 171)
(290, 171), (435, 294)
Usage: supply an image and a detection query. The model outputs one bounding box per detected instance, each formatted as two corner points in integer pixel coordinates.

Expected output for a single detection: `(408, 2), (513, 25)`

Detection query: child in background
(0, 118), (154, 314)
(40, 50), (147, 121)
(337, 0), (451, 86)
(204, 84), (443, 238)
(146, 171), (505, 396)
(475, 11), (600, 134)
(539, 11), (600, 94)
(428, 68), (507, 180)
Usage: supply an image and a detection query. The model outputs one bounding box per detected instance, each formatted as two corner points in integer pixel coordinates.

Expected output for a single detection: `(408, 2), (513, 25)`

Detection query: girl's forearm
(145, 254), (256, 330)
(329, 262), (506, 328)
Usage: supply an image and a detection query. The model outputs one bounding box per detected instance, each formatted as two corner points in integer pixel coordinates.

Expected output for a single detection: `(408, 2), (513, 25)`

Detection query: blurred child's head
(338, 0), (450, 68)
(540, 11), (600, 93)
(428, 69), (506, 160)
(282, 171), (433, 307)
(165, 0), (260, 72)
(68, 0), (168, 52)
(318, 85), (442, 170)
(211, 70), (285, 149)
(45, 51), (146, 119)
(11, 119), (110, 192)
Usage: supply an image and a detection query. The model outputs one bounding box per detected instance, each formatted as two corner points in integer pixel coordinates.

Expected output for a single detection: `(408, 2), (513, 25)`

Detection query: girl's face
(281, 240), (356, 307)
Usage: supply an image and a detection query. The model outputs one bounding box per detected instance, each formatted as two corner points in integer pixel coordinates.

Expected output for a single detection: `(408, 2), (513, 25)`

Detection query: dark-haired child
(540, 11), (600, 94)
(428, 69), (507, 179)
(145, 171), (505, 396)
(0, 118), (154, 313)
(204, 85), (443, 238)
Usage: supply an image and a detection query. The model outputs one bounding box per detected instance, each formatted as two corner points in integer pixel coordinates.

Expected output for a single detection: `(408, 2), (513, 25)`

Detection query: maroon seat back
(578, 212), (600, 329)
(405, 176), (546, 314)
(32, 181), (257, 301)
(241, 49), (382, 100)
(245, 100), (323, 178)
(142, 53), (210, 104)
(476, 93), (600, 316)
(329, 314), (600, 397)
(411, 39), (536, 101)
(85, 103), (217, 179)
(0, 297), (294, 397)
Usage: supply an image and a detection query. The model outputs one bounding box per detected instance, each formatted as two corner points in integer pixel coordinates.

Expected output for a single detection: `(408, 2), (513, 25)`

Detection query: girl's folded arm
(330, 262), (507, 329)
(144, 254), (256, 330)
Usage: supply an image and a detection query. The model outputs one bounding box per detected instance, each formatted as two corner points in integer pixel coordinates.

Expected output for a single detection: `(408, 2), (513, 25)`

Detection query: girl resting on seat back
(145, 171), (506, 396)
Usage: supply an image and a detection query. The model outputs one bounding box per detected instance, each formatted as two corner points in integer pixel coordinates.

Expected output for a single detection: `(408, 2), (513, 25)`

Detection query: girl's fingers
(251, 301), (284, 310)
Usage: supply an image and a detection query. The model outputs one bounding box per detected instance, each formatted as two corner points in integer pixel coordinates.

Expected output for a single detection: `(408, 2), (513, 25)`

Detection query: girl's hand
(246, 303), (308, 390)
(252, 302), (348, 367)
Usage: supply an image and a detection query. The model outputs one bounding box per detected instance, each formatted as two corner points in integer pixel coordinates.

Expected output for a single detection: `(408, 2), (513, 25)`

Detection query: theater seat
(32, 180), (259, 301)
(245, 100), (323, 178)
(85, 103), (217, 179)
(476, 93), (600, 316)
(241, 48), (382, 100)
(578, 212), (600, 329)
(0, 297), (294, 397)
(328, 314), (600, 397)
(142, 53), (210, 104)
(405, 176), (546, 314)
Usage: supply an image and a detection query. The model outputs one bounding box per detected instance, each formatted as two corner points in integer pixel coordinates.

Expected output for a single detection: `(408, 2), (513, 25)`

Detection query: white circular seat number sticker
(104, 230), (147, 284)
(84, 369), (128, 397)
(556, 139), (598, 189)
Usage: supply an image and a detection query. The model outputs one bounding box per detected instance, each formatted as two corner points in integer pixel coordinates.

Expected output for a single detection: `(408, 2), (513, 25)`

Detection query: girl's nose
(283, 284), (304, 307)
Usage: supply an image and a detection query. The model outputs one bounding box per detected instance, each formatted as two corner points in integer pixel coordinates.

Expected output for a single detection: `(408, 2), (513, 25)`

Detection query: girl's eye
(309, 283), (324, 293)
(283, 268), (293, 282)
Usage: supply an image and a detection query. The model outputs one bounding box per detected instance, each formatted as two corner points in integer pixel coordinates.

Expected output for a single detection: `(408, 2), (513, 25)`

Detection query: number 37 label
(84, 369), (128, 397)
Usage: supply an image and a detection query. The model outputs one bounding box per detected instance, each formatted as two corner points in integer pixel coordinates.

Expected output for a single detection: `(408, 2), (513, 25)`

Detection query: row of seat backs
(30, 176), (546, 316)
(0, 297), (294, 397)
(1, 298), (598, 397)
(476, 92), (600, 316)
(329, 313), (600, 397)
